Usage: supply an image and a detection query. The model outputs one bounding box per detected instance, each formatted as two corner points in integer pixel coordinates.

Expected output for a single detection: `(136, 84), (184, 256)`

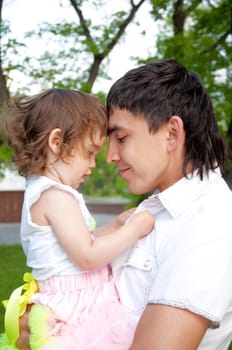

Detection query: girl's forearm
(95, 208), (136, 237)
(76, 221), (141, 270)
(94, 217), (121, 237)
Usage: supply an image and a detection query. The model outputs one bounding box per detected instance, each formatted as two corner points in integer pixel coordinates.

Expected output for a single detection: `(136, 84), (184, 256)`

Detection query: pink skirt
(31, 266), (137, 349)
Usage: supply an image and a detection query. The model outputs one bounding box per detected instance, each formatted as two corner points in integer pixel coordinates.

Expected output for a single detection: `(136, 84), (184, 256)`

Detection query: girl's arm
(31, 188), (154, 270)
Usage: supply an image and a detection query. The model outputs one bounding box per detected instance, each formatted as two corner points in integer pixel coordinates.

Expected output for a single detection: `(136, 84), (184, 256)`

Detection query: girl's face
(48, 130), (106, 189)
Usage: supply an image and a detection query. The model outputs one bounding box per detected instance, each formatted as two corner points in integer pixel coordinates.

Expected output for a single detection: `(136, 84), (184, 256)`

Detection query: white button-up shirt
(112, 168), (232, 350)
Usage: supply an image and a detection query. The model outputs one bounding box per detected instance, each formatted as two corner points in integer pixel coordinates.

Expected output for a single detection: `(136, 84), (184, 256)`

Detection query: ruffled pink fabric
(32, 267), (137, 349)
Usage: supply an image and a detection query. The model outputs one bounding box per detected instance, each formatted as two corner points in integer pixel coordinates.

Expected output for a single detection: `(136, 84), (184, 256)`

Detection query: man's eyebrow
(107, 125), (122, 136)
(107, 125), (120, 136)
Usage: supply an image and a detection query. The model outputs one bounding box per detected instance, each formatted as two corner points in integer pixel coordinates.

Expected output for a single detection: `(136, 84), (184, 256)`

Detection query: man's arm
(130, 304), (210, 350)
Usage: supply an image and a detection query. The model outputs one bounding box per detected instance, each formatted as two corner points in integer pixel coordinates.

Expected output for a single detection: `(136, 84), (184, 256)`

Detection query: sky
(2, 0), (158, 94)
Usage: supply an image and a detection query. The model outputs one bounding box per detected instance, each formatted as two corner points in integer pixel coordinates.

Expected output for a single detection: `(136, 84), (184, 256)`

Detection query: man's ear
(166, 116), (185, 151)
(48, 128), (62, 155)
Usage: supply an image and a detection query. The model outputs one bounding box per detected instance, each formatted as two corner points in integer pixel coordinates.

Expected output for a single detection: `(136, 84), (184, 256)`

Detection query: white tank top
(20, 175), (96, 280)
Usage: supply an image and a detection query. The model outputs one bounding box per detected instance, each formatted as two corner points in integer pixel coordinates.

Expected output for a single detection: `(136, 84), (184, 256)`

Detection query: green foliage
(0, 106), (12, 176)
(80, 142), (149, 206)
(1, 20), (26, 85)
(0, 144), (12, 177)
(80, 142), (128, 197)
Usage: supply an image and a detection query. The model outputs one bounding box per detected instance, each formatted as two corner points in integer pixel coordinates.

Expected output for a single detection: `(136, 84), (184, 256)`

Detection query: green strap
(3, 285), (24, 344)
(2, 272), (38, 345)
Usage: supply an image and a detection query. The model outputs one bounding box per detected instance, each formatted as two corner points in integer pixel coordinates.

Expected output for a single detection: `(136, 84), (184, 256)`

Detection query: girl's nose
(90, 157), (96, 168)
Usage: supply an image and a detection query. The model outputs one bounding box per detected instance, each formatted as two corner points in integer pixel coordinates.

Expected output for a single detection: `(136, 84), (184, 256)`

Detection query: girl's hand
(94, 207), (137, 237)
(128, 211), (154, 238)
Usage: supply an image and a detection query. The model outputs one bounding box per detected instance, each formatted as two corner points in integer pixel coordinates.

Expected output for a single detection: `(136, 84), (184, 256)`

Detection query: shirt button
(144, 259), (151, 268)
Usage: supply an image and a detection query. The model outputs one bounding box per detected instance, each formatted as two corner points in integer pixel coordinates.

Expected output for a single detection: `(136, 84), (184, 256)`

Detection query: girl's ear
(48, 128), (62, 155)
(166, 116), (185, 152)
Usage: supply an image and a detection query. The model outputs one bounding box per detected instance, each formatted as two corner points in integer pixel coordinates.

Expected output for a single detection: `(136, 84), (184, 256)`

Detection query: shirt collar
(149, 168), (222, 219)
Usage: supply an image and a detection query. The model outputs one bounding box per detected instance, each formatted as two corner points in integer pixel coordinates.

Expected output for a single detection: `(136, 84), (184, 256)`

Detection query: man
(18, 59), (232, 349)
(106, 59), (232, 349)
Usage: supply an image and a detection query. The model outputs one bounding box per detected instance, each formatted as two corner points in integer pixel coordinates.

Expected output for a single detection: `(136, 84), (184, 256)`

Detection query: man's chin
(126, 182), (146, 195)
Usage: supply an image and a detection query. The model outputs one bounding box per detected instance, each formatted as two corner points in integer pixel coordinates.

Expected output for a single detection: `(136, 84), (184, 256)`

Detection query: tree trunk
(173, 0), (185, 35)
(0, 0), (9, 107)
(0, 64), (9, 106)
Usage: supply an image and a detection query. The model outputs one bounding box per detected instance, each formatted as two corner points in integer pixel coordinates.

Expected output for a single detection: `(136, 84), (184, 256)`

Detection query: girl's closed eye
(88, 146), (98, 158)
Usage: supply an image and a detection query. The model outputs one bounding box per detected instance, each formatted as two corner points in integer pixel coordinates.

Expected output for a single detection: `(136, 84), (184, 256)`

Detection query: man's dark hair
(107, 59), (227, 179)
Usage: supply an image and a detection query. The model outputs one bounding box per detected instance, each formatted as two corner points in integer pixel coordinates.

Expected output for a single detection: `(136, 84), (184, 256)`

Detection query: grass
(0, 245), (231, 349)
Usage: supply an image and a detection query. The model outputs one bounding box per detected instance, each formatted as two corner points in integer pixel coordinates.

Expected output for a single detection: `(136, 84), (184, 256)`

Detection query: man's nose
(106, 142), (120, 164)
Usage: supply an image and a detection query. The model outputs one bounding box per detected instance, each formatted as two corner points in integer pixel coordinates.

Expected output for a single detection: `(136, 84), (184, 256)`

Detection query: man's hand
(16, 304), (32, 350)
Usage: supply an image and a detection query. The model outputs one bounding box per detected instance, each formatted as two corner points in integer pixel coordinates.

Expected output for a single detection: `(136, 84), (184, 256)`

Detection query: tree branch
(105, 0), (146, 53)
(173, 0), (202, 35)
(69, 0), (98, 53)
(184, 0), (202, 17)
